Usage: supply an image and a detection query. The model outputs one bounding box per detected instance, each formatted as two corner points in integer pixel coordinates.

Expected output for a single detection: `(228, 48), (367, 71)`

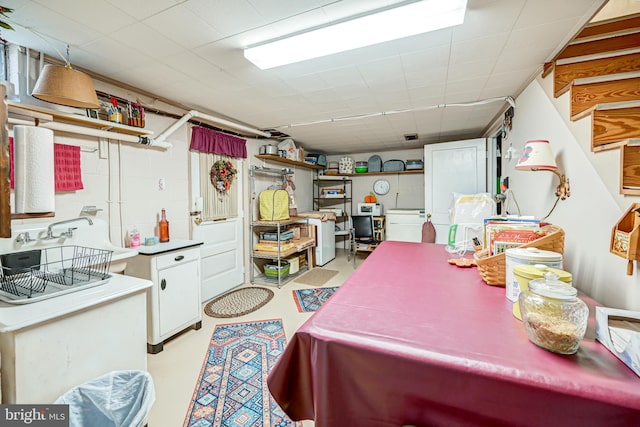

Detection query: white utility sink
(3, 217), (136, 271)
(0, 218), (137, 303)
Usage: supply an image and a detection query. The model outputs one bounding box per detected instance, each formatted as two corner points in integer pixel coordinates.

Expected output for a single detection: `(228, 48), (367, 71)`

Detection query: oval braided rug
(204, 287), (274, 318)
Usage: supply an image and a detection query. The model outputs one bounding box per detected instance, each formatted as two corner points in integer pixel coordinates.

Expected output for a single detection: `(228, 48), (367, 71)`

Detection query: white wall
(10, 104), (191, 248)
(504, 77), (640, 310)
(327, 149), (425, 212)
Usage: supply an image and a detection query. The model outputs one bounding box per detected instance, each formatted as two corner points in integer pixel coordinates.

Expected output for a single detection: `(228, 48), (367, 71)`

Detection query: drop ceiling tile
(320, 0), (402, 22)
(9, 2), (100, 47)
(409, 86), (447, 104)
(449, 32), (509, 64)
(184, 0), (266, 36)
(447, 58), (496, 82)
(193, 41), (253, 73)
(453, 0), (526, 41)
(82, 37), (153, 72)
(143, 5), (223, 49)
(112, 23), (184, 59)
(404, 68), (449, 90)
(503, 17), (583, 52)
(484, 69), (535, 91)
(105, 0), (184, 20)
(38, 0), (137, 32)
(321, 66), (367, 88)
(111, 61), (186, 89)
(400, 45), (451, 73)
(247, 0), (336, 21)
(161, 51), (223, 81)
(514, 0), (604, 29)
(285, 75), (332, 93)
(496, 47), (549, 73)
(445, 77), (488, 95)
(357, 57), (405, 86)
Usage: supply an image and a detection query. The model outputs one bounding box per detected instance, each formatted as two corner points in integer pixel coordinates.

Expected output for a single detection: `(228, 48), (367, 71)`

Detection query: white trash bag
(55, 370), (155, 427)
(447, 193), (496, 252)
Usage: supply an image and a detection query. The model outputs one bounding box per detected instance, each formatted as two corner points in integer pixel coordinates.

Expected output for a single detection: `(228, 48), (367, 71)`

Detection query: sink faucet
(45, 217), (94, 239)
(15, 232), (36, 243)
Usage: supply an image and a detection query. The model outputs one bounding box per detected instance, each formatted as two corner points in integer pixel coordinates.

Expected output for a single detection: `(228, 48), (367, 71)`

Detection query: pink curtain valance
(190, 126), (247, 158)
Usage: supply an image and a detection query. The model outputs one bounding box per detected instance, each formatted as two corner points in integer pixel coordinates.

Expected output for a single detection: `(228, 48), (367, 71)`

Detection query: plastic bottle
(159, 209), (170, 243)
(129, 227), (140, 248)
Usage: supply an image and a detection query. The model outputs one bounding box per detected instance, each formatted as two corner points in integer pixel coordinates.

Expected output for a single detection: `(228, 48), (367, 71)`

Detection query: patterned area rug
(183, 319), (300, 427)
(292, 287), (339, 312)
(204, 287), (274, 318)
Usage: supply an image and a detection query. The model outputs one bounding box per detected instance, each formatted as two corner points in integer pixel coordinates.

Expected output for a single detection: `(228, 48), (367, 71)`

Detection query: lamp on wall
(516, 139), (570, 218)
(32, 45), (99, 109)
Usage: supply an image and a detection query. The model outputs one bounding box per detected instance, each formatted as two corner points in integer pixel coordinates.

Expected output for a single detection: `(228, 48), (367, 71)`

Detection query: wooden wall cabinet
(611, 202), (640, 275)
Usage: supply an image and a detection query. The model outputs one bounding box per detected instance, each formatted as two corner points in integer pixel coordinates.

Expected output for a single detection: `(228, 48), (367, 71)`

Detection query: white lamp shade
(515, 139), (558, 171)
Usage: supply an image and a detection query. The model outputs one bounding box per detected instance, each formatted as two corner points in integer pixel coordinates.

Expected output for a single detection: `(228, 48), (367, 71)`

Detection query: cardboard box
(595, 306), (640, 377)
(286, 223), (316, 240)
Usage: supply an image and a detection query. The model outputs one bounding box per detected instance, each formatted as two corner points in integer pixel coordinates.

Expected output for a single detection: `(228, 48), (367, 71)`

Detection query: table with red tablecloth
(267, 241), (640, 427)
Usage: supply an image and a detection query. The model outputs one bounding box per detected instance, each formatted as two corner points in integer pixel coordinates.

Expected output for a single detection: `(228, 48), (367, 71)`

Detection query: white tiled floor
(146, 249), (358, 426)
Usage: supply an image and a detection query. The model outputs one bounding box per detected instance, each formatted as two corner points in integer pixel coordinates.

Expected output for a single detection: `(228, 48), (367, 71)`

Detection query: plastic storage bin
(264, 261), (290, 278)
(55, 370), (155, 427)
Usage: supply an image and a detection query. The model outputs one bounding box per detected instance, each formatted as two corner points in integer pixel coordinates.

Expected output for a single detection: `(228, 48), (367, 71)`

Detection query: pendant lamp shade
(32, 64), (100, 109)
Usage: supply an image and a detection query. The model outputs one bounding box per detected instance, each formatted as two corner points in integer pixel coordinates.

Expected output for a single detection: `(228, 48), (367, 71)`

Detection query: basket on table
(473, 225), (565, 287)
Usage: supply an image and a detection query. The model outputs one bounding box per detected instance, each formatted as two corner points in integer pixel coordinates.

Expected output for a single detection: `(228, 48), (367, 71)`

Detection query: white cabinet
(0, 275), (151, 404)
(125, 241), (202, 353)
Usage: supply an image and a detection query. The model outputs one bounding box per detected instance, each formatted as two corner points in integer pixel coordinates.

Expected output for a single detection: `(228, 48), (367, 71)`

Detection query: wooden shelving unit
(255, 154), (324, 170)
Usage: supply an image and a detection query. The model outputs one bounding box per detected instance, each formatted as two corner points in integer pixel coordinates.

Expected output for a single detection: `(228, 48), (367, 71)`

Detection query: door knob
(160, 278), (166, 290)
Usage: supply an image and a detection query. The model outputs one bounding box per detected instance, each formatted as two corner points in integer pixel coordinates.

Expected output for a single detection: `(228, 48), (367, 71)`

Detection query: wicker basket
(473, 225), (565, 286)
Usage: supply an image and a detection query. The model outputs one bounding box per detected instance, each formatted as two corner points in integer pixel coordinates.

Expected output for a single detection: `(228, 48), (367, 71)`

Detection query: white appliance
(385, 208), (425, 242)
(307, 217), (336, 266)
(357, 202), (382, 216)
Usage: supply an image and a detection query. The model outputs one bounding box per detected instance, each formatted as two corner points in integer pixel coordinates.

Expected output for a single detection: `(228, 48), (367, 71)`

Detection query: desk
(267, 241), (640, 427)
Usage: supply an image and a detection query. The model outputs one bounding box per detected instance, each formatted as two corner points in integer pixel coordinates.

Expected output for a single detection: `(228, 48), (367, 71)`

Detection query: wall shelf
(8, 101), (153, 136)
(324, 170), (424, 176)
(255, 154), (324, 170)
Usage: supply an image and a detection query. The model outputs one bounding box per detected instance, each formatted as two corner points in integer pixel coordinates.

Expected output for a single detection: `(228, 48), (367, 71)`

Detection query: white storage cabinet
(125, 242), (202, 353)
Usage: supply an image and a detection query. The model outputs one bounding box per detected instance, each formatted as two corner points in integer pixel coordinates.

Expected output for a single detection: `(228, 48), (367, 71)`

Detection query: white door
(424, 138), (488, 244)
(190, 154), (244, 302)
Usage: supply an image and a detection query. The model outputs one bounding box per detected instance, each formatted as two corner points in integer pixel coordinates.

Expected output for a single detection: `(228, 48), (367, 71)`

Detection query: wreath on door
(210, 160), (237, 193)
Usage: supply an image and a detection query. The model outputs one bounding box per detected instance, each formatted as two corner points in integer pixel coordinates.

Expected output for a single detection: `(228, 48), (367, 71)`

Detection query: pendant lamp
(32, 63), (100, 109)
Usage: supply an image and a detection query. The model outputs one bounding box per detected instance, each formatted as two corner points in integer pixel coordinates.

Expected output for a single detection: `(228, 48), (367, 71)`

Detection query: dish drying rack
(0, 246), (113, 303)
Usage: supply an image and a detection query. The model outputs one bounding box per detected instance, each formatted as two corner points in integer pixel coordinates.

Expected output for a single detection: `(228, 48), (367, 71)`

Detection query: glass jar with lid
(518, 272), (589, 354)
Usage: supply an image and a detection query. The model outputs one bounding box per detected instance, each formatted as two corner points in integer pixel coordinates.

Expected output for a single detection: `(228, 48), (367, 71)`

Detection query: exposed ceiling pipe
(8, 117), (172, 148)
(154, 110), (271, 145)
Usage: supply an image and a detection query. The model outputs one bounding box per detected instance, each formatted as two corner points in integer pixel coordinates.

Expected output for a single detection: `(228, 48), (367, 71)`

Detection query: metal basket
(0, 246), (112, 299)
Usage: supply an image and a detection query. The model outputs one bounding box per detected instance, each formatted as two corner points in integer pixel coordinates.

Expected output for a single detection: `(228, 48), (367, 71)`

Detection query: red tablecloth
(267, 241), (640, 427)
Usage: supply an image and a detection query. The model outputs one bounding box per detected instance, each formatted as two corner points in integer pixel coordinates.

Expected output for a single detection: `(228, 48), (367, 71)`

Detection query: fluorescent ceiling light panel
(244, 0), (467, 69)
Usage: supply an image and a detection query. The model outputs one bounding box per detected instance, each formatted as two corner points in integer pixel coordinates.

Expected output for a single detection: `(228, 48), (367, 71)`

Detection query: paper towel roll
(13, 125), (55, 213)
